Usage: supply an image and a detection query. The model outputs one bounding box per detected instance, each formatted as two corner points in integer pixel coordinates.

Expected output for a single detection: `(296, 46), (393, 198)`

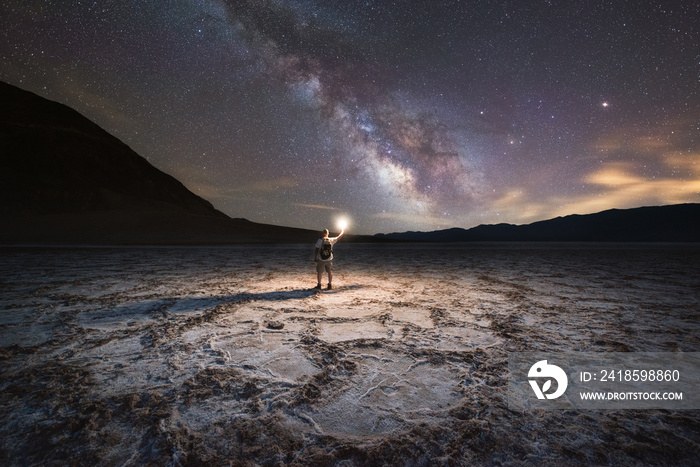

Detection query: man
(313, 227), (344, 290)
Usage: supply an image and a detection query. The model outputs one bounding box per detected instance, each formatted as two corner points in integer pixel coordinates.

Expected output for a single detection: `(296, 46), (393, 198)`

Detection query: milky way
(2, 0), (698, 233)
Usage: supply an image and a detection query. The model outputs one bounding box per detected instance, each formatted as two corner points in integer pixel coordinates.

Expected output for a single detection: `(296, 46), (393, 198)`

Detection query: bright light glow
(337, 218), (348, 231)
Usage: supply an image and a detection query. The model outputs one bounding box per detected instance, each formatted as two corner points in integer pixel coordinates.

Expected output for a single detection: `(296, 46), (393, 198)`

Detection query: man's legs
(315, 262), (323, 288)
(315, 262), (333, 289)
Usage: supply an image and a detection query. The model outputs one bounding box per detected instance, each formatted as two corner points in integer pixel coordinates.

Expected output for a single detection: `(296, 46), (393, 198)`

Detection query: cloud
(585, 163), (642, 186)
(479, 120), (700, 224)
(592, 118), (697, 158)
(578, 160), (700, 208)
(370, 210), (455, 231)
(489, 190), (547, 223)
(576, 120), (700, 212)
(664, 151), (700, 176)
(292, 203), (339, 211)
(480, 148), (700, 226)
(489, 160), (700, 226)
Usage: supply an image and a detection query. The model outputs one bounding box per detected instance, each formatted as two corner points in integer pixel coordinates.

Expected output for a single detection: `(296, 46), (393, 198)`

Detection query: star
(1, 0), (697, 234)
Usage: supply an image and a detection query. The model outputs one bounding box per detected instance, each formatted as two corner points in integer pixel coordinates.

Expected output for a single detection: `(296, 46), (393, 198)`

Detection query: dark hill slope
(0, 82), (226, 218)
(0, 82), (321, 244)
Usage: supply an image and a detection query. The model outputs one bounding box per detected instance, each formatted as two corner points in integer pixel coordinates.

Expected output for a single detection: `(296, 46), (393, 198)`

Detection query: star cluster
(2, 0), (698, 234)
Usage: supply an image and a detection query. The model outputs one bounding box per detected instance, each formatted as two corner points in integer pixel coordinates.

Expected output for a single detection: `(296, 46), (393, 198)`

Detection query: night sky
(2, 0), (698, 234)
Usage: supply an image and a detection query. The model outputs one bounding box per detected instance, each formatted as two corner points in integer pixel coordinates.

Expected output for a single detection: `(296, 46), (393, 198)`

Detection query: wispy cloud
(292, 203), (339, 211)
(484, 153), (700, 226)
(370, 210), (457, 231)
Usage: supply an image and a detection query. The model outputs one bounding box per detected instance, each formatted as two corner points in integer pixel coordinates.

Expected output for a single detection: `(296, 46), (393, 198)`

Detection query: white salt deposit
(0, 244), (698, 465)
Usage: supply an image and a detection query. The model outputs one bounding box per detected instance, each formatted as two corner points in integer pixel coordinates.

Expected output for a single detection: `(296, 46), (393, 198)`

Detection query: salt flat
(0, 244), (698, 465)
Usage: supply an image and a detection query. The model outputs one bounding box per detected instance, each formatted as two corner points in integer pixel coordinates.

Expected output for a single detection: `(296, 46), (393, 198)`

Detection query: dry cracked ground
(1, 244), (699, 465)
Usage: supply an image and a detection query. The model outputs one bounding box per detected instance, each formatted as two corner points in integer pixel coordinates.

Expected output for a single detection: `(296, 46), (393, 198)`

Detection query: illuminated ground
(1, 244), (698, 465)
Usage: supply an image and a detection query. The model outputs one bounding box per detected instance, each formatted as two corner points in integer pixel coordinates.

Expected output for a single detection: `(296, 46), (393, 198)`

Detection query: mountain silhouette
(0, 81), (322, 244)
(2, 81), (697, 244)
(375, 203), (700, 242)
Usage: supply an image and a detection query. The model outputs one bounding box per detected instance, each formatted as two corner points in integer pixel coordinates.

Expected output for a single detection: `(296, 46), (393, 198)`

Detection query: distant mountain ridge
(375, 204), (700, 242)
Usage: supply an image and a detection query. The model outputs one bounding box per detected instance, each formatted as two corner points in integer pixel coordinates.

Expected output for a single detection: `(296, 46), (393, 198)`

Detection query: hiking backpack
(319, 238), (333, 260)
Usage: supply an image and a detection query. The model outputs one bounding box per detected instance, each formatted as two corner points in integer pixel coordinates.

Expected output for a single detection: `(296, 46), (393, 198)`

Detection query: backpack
(319, 238), (333, 260)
